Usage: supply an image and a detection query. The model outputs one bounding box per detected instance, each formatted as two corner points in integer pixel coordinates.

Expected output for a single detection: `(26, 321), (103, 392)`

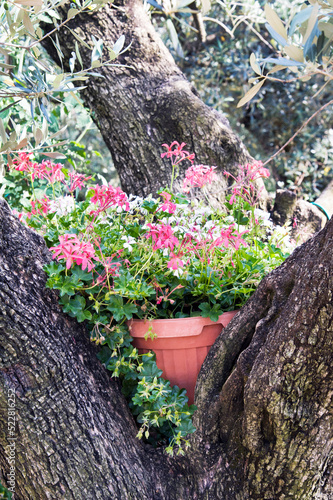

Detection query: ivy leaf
(127, 223), (143, 238)
(138, 359), (163, 379)
(52, 275), (82, 297)
(199, 302), (223, 322)
(71, 267), (93, 282)
(61, 295), (92, 322)
(97, 346), (113, 366)
(106, 295), (138, 321)
(141, 199), (159, 213)
(176, 418), (196, 435)
(44, 261), (65, 276)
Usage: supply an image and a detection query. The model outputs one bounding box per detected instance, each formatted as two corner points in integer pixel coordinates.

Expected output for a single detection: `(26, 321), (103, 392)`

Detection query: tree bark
(41, 0), (254, 202)
(1, 185), (333, 499)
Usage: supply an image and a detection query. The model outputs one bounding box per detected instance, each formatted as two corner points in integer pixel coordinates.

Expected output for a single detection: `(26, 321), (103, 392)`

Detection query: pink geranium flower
(224, 160), (269, 207)
(39, 160), (65, 184)
(13, 152), (42, 180)
(50, 233), (99, 271)
(90, 184), (129, 214)
(182, 165), (217, 192)
(167, 253), (184, 270)
(65, 172), (92, 193)
(146, 223), (179, 252)
(27, 196), (51, 218)
(214, 225), (248, 250)
(157, 192), (177, 214)
(244, 160), (270, 180)
(161, 141), (195, 164)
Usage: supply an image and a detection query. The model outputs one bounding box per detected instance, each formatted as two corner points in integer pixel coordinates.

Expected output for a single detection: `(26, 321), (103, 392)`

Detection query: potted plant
(4, 142), (295, 453)
(128, 312), (238, 404)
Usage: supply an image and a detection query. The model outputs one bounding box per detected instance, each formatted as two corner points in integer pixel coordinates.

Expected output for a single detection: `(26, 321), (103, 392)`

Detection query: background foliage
(1, 0), (332, 199)
(152, 0), (333, 199)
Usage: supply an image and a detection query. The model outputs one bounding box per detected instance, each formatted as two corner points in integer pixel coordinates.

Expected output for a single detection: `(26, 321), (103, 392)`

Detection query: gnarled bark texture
(0, 187), (333, 499)
(41, 0), (254, 201)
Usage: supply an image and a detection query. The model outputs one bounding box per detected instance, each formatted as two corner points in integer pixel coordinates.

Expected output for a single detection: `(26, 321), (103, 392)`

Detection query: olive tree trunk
(1, 189), (332, 499)
(41, 0), (253, 201)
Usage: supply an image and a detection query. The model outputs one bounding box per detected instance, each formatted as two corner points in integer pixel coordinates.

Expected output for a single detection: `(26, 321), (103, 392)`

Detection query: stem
(263, 99), (333, 167)
(250, 205), (258, 257)
(170, 163), (177, 191)
(134, 251), (154, 280)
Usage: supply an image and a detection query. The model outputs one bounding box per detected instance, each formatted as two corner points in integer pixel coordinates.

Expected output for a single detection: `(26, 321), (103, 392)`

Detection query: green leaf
(61, 295), (92, 322)
(249, 53), (261, 76)
(265, 23), (288, 47)
(71, 267), (92, 282)
(303, 3), (319, 45)
(141, 199), (159, 213)
(113, 35), (125, 54)
(237, 79), (265, 108)
(67, 8), (79, 19)
(91, 38), (104, 63)
(198, 302), (223, 322)
(137, 361), (163, 379)
(75, 41), (83, 69)
(42, 152), (67, 159)
(284, 45), (304, 63)
(289, 6), (313, 36)
(176, 418), (196, 435)
(106, 296), (138, 321)
(53, 275), (81, 297)
(44, 261), (65, 276)
(166, 19), (184, 59)
(264, 4), (288, 43)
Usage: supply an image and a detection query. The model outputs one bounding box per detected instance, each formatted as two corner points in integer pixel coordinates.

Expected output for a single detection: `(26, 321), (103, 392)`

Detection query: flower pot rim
(127, 311), (238, 338)
(128, 312), (236, 324)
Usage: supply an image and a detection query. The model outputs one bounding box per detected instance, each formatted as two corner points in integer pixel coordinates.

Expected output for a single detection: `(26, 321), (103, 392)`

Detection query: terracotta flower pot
(128, 311), (237, 405)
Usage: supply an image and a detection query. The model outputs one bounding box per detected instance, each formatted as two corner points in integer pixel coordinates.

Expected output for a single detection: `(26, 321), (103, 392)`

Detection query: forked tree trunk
(41, 0), (254, 202)
(0, 187), (332, 499)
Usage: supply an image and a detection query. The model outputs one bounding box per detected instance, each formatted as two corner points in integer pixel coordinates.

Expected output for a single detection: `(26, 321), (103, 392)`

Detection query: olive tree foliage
(236, 0), (333, 219)
(239, 0), (333, 137)
(0, 0), (127, 172)
(0, 0), (258, 206)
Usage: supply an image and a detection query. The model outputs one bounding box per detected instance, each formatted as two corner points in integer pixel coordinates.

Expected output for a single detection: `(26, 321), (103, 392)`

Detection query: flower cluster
(161, 141), (195, 164)
(66, 172), (92, 193)
(146, 223), (179, 252)
(90, 183), (130, 214)
(182, 164), (217, 192)
(224, 160), (270, 206)
(13, 153), (65, 184)
(157, 191), (177, 214)
(50, 233), (99, 271)
(8, 146), (293, 320)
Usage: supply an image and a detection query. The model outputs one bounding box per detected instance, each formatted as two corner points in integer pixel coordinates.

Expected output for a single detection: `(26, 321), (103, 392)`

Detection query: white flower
(49, 196), (75, 216)
(121, 236), (136, 252)
(269, 225), (295, 252)
(254, 208), (270, 220)
(203, 220), (216, 230)
(254, 209), (273, 227)
(173, 268), (183, 278)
